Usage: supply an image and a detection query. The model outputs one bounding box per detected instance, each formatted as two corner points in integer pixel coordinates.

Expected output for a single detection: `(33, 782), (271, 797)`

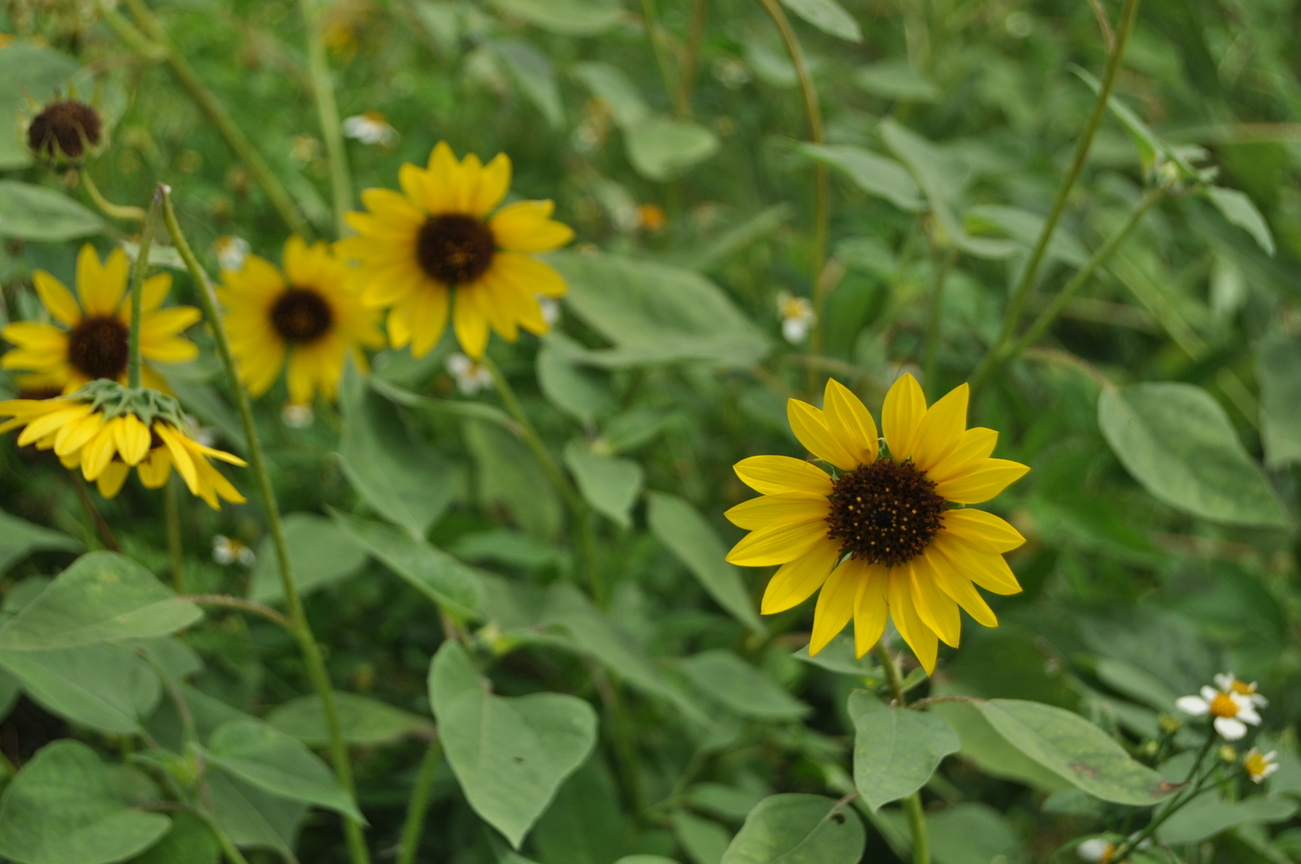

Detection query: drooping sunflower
(0, 381), (246, 508)
(1, 245), (199, 393)
(724, 375), (1030, 673)
(218, 236), (383, 405)
(336, 141), (574, 359)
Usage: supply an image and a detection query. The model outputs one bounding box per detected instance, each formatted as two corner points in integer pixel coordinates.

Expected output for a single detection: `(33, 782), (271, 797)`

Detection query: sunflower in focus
(219, 236), (383, 406)
(0, 381), (246, 508)
(336, 141), (574, 359)
(724, 375), (1030, 673)
(1, 245), (199, 393)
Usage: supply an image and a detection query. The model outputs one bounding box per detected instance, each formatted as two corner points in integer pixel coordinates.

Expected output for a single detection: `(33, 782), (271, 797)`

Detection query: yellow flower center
(417, 214), (496, 286)
(270, 288), (333, 343)
(1245, 752), (1270, 777)
(28, 100), (102, 160)
(67, 316), (130, 381)
(1229, 679), (1254, 695)
(1209, 692), (1239, 718)
(826, 458), (946, 567)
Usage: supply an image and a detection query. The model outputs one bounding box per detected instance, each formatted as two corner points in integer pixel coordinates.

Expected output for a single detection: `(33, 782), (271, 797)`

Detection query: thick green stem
(1110, 735), (1217, 861)
(183, 594), (297, 632)
(396, 738), (442, 864)
(196, 810), (253, 864)
(126, 188), (163, 389)
(676, 0), (706, 116)
(165, 477), (184, 592)
(80, 171), (146, 222)
(875, 642), (930, 864)
(297, 0), (352, 236)
(640, 0), (677, 106)
(161, 189), (370, 864)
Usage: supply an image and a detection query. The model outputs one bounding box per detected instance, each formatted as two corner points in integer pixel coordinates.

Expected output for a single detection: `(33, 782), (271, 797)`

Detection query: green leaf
(0, 551), (201, 651)
(1206, 187), (1275, 256)
(550, 252), (769, 369)
(678, 650), (809, 721)
(0, 666), (19, 719)
(878, 802), (1024, 864)
(1098, 383), (1291, 528)
(0, 181), (105, 242)
(646, 493), (765, 636)
(130, 812), (219, 864)
(0, 510), (82, 575)
(563, 440), (644, 529)
(793, 143), (924, 212)
(686, 784), (767, 822)
(1159, 794), (1298, 845)
(538, 334), (617, 424)
(0, 43), (80, 170)
(1257, 333), (1301, 468)
(0, 644), (159, 734)
(849, 690), (959, 812)
(971, 699), (1175, 805)
(0, 740), (170, 864)
(720, 794), (864, 864)
(964, 204), (1088, 267)
(463, 418), (564, 542)
(779, 0), (861, 42)
(329, 509), (484, 619)
(266, 691), (434, 747)
(205, 771), (306, 858)
(625, 115), (720, 181)
(248, 513), (368, 604)
(429, 641), (598, 848)
(491, 40), (563, 128)
(928, 700), (1071, 793)
(572, 62), (650, 129)
(488, 0), (622, 36)
(198, 719), (364, 822)
(793, 635), (880, 678)
(339, 367), (462, 537)
(673, 811), (732, 864)
(878, 119), (971, 209)
(1093, 657), (1182, 713)
(853, 60), (938, 101)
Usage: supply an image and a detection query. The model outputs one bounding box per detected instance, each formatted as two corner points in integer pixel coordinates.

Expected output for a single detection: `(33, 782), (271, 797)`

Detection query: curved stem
(875, 642), (930, 864)
(1110, 735), (1217, 861)
(396, 738), (442, 864)
(196, 809), (253, 864)
(79, 171), (146, 222)
(182, 594), (297, 632)
(640, 0), (677, 107)
(297, 0), (352, 236)
(161, 189), (370, 864)
(126, 187), (163, 389)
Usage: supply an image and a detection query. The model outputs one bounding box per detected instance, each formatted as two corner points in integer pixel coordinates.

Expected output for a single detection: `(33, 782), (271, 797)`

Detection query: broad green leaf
(369, 375), (517, 430)
(0, 644), (159, 734)
(1094, 657), (1181, 713)
(491, 40), (563, 128)
(248, 513), (368, 604)
(1098, 383), (1291, 528)
(573, 62), (650, 128)
(463, 418), (564, 542)
(1206, 186), (1275, 256)
(205, 771), (306, 858)
(0, 181), (104, 242)
(646, 493), (765, 635)
(676, 204), (793, 272)
(532, 759), (660, 864)
(429, 641), (598, 848)
(678, 650), (809, 721)
(0, 667), (19, 719)
(972, 699), (1175, 805)
(538, 334), (617, 424)
(0, 552), (201, 651)
(849, 690), (959, 812)
(625, 115), (720, 181)
(853, 60), (937, 101)
(879, 119), (971, 209)
(793, 635), (880, 678)
(1159, 793), (1298, 845)
(616, 858), (680, 864)
(720, 794), (864, 864)
(550, 252), (769, 369)
(964, 204), (1088, 267)
(779, 0), (861, 42)
(878, 802), (1024, 864)
(0, 740), (170, 864)
(339, 367), (462, 538)
(793, 143), (924, 212)
(1257, 333), (1301, 468)
(563, 440), (644, 529)
(488, 0), (622, 37)
(266, 691), (433, 747)
(198, 719), (364, 822)
(329, 509), (484, 619)
(0, 510), (81, 575)
(686, 784), (767, 822)
(673, 811), (732, 864)
(131, 812), (219, 864)
(0, 43), (80, 170)
(928, 700), (1070, 793)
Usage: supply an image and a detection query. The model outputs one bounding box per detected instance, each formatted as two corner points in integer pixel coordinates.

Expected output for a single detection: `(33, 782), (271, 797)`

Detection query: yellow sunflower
(0, 383), (246, 508)
(724, 375), (1030, 673)
(336, 141), (574, 359)
(219, 236), (383, 406)
(0, 245), (199, 393)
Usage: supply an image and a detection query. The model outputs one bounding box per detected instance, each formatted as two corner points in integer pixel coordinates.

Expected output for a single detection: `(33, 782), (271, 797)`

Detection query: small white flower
(1213, 672), (1269, 708)
(1244, 748), (1279, 784)
(538, 297), (560, 327)
(777, 291), (815, 344)
(341, 111), (397, 147)
(446, 353), (493, 395)
(212, 535), (255, 567)
(1077, 838), (1115, 863)
(1175, 681), (1262, 741)
(213, 235), (250, 272)
(282, 403), (315, 428)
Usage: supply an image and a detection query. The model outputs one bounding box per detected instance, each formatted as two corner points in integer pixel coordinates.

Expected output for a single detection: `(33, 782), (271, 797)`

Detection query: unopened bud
(1219, 745), (1238, 763)
(27, 100), (103, 164)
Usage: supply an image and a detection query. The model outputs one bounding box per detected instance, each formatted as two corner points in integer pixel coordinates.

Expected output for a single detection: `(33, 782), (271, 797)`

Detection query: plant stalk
(165, 476), (185, 592)
(640, 0), (677, 106)
(79, 171), (146, 222)
(126, 188), (163, 390)
(161, 188), (370, 864)
(297, 0), (352, 236)
(875, 642), (930, 864)
(676, 0), (707, 117)
(922, 247), (958, 395)
(396, 738), (442, 864)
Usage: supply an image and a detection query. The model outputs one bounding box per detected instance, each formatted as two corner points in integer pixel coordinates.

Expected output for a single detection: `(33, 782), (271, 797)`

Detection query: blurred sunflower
(0, 382), (246, 508)
(1, 245), (199, 393)
(336, 141), (574, 359)
(724, 375), (1030, 673)
(219, 236), (383, 405)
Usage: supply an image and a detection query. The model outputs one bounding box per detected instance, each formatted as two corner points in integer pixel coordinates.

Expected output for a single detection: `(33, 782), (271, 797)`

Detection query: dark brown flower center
(416, 214), (496, 285)
(16, 386), (62, 401)
(825, 458), (946, 567)
(67, 316), (130, 381)
(270, 288), (332, 343)
(28, 101), (102, 160)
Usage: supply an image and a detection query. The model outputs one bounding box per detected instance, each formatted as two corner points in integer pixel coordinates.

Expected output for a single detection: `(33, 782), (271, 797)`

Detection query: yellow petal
(725, 517), (828, 567)
(853, 562), (890, 658)
(493, 252), (568, 298)
(78, 245), (128, 317)
(810, 557), (860, 654)
(143, 337), (200, 364)
(424, 142), (458, 213)
(156, 424), (199, 493)
(114, 413), (151, 465)
(924, 545), (997, 628)
(927, 427), (999, 485)
(410, 285), (451, 358)
(32, 270), (82, 326)
(137, 448), (172, 488)
(78, 423), (119, 480)
(54, 410), (103, 456)
(452, 286), (489, 358)
(725, 493), (829, 530)
(17, 403), (92, 447)
(489, 200), (574, 252)
(787, 399), (859, 471)
(95, 461), (130, 498)
(733, 455), (833, 496)
(934, 458), (1030, 504)
(471, 152), (512, 216)
(911, 383), (968, 473)
(889, 568), (938, 674)
(823, 379), (878, 465)
(908, 557), (961, 647)
(285, 347), (317, 406)
(932, 533), (1021, 595)
(360, 187), (425, 224)
(387, 305), (411, 349)
(2, 322), (68, 353)
(941, 509), (1025, 554)
(761, 538), (841, 614)
(140, 273), (173, 312)
(882, 373), (927, 462)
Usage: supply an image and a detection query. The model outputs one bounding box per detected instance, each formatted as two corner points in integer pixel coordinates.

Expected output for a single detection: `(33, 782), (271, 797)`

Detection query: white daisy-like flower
(1077, 839), (1115, 863)
(341, 111), (397, 147)
(1244, 748), (1279, 784)
(213, 235), (250, 272)
(538, 296), (560, 327)
(212, 535), (255, 567)
(446, 353), (493, 395)
(1213, 672), (1269, 708)
(776, 290), (815, 344)
(1175, 682), (1262, 741)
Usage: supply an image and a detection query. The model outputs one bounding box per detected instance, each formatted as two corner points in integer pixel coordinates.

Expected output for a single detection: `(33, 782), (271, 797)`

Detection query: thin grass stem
(126, 187), (163, 390)
(297, 0), (353, 236)
(396, 737), (442, 864)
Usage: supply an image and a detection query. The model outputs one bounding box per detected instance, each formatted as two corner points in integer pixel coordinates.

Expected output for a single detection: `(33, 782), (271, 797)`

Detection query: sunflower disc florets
(25, 98), (105, 165)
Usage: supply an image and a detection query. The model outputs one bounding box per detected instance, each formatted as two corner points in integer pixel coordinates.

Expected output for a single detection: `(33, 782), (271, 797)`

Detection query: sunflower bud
(25, 99), (105, 165)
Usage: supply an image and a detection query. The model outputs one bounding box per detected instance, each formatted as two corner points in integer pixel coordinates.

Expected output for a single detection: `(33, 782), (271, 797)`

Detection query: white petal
(1076, 839), (1112, 862)
(1237, 705), (1261, 725)
(1175, 696), (1209, 716)
(1214, 717), (1247, 740)
(1214, 672), (1235, 690)
(1249, 694), (1269, 708)
(1201, 685), (1220, 701)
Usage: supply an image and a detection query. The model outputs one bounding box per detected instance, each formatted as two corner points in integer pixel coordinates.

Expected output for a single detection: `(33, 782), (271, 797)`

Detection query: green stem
(127, 188), (163, 389)
(79, 171), (146, 222)
(396, 738), (442, 864)
(297, 0), (352, 236)
(196, 809), (254, 864)
(161, 189), (370, 864)
(975, 0), (1140, 388)
(922, 247), (958, 396)
(182, 594), (297, 632)
(676, 0), (706, 117)
(71, 472), (120, 550)
(640, 0), (677, 106)
(875, 642), (930, 864)
(1109, 735), (1217, 861)
(165, 476), (184, 592)
(112, 0), (312, 238)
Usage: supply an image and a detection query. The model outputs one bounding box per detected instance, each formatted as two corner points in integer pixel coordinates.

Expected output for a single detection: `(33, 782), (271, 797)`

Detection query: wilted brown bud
(27, 100), (103, 163)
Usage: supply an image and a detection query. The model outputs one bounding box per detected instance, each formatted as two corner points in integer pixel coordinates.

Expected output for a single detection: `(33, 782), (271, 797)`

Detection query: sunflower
(724, 375), (1030, 673)
(1, 245), (200, 393)
(336, 141), (574, 359)
(219, 236), (383, 406)
(0, 381), (246, 509)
